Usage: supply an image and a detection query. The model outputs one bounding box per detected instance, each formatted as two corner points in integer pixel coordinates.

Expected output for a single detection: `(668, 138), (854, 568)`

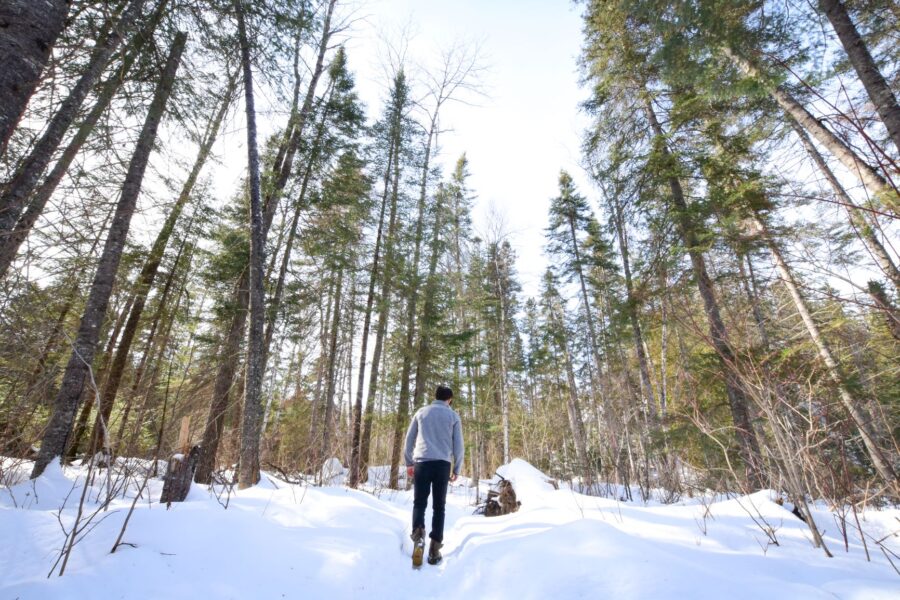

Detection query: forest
(0, 0), (898, 548)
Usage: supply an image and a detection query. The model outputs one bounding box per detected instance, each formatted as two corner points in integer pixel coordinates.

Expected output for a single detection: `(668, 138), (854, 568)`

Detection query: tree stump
(483, 477), (521, 517)
(160, 445), (199, 507)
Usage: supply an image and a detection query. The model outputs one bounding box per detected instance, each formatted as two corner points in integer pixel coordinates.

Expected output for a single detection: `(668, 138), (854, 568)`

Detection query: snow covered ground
(1, 457), (898, 599)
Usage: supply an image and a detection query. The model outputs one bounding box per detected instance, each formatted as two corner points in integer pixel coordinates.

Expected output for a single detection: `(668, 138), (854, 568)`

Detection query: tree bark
(564, 195), (619, 440)
(0, 0), (168, 278)
(31, 31), (186, 478)
(88, 224), (193, 455)
(194, 280), (248, 483)
(0, 0), (144, 272)
(0, 0), (71, 157)
(262, 0), (337, 220)
(819, 0), (900, 155)
(232, 0), (266, 490)
(547, 298), (589, 481)
(117, 244), (196, 455)
(491, 247), (511, 465)
(65, 291), (135, 459)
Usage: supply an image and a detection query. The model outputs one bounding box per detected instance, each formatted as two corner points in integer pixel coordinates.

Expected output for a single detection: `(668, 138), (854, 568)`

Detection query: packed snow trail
(1, 458), (898, 599)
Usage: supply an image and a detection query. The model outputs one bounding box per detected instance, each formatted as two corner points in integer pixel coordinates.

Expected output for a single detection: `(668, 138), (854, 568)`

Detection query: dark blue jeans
(412, 460), (451, 542)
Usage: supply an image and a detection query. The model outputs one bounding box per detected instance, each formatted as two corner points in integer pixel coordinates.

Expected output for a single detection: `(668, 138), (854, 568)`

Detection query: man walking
(404, 384), (464, 566)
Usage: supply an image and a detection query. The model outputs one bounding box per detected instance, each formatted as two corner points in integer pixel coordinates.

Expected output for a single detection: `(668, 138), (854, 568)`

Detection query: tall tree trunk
(388, 122), (437, 489)
(194, 280), (247, 483)
(491, 249), (511, 465)
(389, 286), (418, 488)
(789, 118), (900, 293)
(194, 1), (335, 484)
(86, 79), (233, 455)
(564, 198), (619, 440)
(658, 264), (669, 419)
(819, 0), (900, 155)
(725, 48), (897, 214)
(466, 361), (479, 499)
(360, 126), (403, 475)
(749, 214), (899, 488)
(233, 0), (266, 490)
(309, 280), (334, 472)
(643, 97), (765, 490)
(737, 253), (771, 350)
(117, 259), (200, 455)
(262, 0), (337, 219)
(65, 291), (135, 459)
(0, 0), (168, 278)
(31, 32), (186, 478)
(88, 226), (193, 455)
(549, 321), (589, 482)
(8, 212), (111, 427)
(348, 139), (395, 488)
(262, 80), (336, 369)
(412, 188), (446, 409)
(321, 269), (343, 462)
(0, 0), (144, 271)
(0, 0), (71, 157)
(609, 188), (657, 422)
(136, 257), (189, 457)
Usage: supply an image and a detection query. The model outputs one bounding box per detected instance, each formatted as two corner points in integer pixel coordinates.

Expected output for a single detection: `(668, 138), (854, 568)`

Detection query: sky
(343, 0), (593, 297)
(200, 0), (594, 299)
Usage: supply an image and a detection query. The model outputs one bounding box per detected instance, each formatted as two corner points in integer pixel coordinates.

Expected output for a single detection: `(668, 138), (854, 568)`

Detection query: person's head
(436, 385), (453, 404)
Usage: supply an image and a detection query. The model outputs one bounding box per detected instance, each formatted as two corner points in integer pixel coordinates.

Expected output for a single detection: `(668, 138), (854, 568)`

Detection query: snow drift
(1, 456), (897, 599)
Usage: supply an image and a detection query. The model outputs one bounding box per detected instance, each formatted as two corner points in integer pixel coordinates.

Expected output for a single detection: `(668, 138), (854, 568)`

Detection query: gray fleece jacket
(404, 400), (464, 475)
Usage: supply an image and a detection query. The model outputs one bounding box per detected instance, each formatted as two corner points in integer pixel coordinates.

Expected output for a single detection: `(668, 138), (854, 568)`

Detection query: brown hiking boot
(427, 539), (443, 565)
(411, 527), (425, 567)
(410, 527), (425, 543)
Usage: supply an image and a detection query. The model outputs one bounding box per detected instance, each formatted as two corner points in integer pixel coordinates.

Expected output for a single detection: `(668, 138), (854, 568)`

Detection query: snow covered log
(160, 445), (199, 506)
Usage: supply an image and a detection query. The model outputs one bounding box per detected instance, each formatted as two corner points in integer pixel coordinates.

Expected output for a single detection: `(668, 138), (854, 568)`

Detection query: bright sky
(204, 0), (593, 299)
(343, 0), (593, 297)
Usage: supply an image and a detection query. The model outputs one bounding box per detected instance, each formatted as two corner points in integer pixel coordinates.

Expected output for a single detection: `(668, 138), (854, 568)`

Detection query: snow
(320, 457), (346, 486)
(1, 457), (898, 599)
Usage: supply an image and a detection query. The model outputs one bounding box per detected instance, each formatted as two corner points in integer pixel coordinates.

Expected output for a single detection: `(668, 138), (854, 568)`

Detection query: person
(404, 384), (464, 565)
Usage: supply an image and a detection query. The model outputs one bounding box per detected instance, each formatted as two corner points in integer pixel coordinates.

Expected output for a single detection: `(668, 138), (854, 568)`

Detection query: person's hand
(449, 473), (458, 483)
(407, 466), (414, 479)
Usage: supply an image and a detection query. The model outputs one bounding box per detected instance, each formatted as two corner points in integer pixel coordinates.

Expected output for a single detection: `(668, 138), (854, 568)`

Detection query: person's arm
(451, 415), (464, 481)
(404, 413), (419, 468)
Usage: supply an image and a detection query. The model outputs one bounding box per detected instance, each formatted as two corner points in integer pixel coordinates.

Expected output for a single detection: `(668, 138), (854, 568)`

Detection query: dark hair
(436, 385), (453, 401)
